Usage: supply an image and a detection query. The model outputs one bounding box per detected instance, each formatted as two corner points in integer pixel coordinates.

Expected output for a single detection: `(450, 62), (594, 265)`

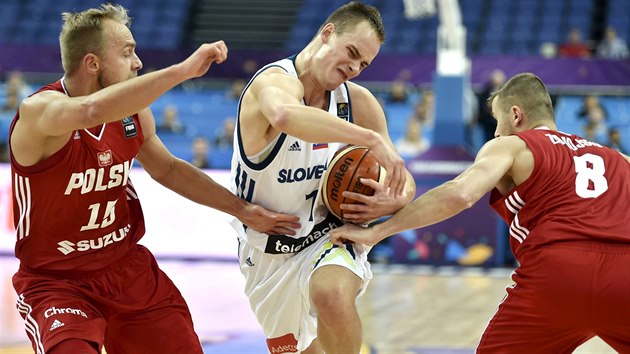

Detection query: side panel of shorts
(13, 274), (107, 353)
(238, 235), (372, 353)
(476, 246), (630, 354)
(12, 245), (202, 354)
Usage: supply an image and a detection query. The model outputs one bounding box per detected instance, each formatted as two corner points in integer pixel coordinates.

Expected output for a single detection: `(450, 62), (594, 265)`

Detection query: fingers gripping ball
(321, 145), (385, 222)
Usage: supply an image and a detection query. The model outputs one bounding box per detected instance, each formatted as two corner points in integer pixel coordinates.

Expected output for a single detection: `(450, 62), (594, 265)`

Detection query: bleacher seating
(0, 0), (191, 49)
(286, 0), (625, 57)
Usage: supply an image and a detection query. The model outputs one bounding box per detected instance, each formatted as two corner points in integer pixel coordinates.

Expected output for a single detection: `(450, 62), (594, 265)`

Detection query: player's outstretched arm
(136, 112), (300, 235)
(21, 41), (228, 138)
(330, 137), (519, 246)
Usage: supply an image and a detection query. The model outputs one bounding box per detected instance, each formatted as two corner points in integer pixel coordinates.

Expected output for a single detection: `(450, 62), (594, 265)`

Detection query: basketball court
(0, 256), (615, 353)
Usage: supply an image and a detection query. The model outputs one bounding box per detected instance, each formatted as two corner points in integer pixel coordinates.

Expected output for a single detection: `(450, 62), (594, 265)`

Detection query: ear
(511, 105), (525, 127)
(320, 23), (335, 43)
(84, 53), (100, 75)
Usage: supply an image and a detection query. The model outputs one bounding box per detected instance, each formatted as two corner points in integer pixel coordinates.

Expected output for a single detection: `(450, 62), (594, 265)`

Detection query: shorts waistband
(263, 214), (343, 254)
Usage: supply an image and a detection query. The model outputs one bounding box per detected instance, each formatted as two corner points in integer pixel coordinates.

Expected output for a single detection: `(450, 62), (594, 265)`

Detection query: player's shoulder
(481, 135), (527, 156)
(20, 89), (66, 117)
(345, 81), (378, 103)
(346, 81), (369, 94)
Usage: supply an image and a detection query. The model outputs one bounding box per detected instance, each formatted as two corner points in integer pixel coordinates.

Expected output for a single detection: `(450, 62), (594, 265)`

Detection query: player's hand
(180, 41), (228, 79)
(368, 139), (405, 196)
(339, 178), (407, 224)
(329, 223), (379, 246)
(240, 204), (300, 235)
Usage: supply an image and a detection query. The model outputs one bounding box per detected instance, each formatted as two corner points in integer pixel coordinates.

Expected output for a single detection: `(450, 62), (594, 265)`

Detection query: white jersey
(230, 56), (352, 254)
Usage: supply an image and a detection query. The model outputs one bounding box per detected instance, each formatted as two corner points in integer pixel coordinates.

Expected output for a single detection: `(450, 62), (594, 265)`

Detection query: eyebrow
(348, 45), (370, 69)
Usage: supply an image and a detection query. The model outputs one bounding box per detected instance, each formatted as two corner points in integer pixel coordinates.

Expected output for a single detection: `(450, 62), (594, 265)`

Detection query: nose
(133, 53), (143, 71)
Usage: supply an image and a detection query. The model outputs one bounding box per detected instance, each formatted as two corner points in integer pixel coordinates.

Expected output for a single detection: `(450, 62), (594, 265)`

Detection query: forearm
(373, 182), (471, 242)
(274, 104), (381, 147)
(154, 158), (247, 218)
(87, 65), (186, 125)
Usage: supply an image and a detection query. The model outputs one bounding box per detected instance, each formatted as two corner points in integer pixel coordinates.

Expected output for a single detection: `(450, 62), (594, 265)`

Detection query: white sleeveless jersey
(230, 57), (353, 254)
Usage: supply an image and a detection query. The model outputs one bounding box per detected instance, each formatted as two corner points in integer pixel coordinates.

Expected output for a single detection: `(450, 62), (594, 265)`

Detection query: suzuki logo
(57, 240), (75, 255)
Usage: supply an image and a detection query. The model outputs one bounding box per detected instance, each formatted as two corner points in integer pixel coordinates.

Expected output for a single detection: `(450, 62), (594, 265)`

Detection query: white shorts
(238, 235), (372, 353)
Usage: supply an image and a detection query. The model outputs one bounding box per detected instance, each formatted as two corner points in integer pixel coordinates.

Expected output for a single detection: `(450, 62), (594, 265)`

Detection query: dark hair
(319, 1), (385, 43)
(488, 72), (555, 123)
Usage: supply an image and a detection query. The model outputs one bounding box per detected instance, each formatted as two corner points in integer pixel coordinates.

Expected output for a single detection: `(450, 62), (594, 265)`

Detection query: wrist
(363, 130), (381, 149)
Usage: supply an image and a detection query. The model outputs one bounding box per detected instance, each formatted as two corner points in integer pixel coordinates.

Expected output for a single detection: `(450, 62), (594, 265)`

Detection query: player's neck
(295, 50), (328, 109)
(61, 75), (100, 97)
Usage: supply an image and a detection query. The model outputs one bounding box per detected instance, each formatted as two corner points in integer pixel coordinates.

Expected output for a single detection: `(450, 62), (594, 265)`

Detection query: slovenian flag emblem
(313, 143), (328, 150)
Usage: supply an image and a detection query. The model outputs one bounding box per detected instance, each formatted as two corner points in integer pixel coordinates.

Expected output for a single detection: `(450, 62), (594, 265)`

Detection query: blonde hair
(59, 3), (130, 76)
(488, 72), (555, 124)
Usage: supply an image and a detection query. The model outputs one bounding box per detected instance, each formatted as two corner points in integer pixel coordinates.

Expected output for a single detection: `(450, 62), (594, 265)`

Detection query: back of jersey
(491, 129), (630, 257)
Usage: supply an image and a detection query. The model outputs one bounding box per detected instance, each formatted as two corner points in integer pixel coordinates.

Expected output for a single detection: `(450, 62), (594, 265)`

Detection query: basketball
(321, 145), (385, 222)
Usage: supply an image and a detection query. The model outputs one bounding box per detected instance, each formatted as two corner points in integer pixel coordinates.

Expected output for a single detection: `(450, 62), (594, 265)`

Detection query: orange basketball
(321, 145), (385, 222)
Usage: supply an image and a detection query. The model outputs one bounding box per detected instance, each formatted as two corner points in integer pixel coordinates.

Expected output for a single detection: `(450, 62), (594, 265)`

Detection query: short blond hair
(59, 3), (130, 76)
(488, 73), (555, 123)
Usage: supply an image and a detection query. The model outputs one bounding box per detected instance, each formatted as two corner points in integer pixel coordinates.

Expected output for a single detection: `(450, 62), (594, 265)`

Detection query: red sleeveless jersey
(10, 80), (146, 272)
(490, 129), (630, 260)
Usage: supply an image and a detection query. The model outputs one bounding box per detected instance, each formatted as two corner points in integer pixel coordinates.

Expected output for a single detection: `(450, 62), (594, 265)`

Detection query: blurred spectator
(419, 89), (435, 125)
(476, 69), (505, 141)
(583, 121), (598, 142)
(387, 80), (409, 103)
(1, 90), (19, 115)
(156, 104), (185, 134)
(242, 58), (259, 76)
(558, 28), (591, 58)
(395, 117), (429, 159)
(606, 128), (627, 154)
(577, 95), (608, 121)
(190, 136), (211, 169)
(583, 106), (608, 143)
(596, 27), (629, 59)
(227, 80), (246, 101)
(214, 117), (235, 149)
(5, 71), (33, 100)
(2, 71), (32, 117)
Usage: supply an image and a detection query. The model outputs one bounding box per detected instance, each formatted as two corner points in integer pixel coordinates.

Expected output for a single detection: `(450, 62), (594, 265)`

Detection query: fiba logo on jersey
(97, 150), (113, 167)
(337, 103), (348, 118)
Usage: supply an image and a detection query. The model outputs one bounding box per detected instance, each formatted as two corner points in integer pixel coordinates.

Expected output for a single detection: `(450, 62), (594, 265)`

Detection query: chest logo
(97, 150), (113, 167)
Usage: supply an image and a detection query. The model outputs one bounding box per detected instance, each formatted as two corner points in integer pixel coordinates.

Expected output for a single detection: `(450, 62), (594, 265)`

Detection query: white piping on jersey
(504, 191), (529, 244)
(60, 77), (106, 141)
(126, 186), (138, 200)
(504, 192), (525, 214)
(14, 173), (31, 240)
(16, 294), (44, 354)
(126, 179), (139, 200)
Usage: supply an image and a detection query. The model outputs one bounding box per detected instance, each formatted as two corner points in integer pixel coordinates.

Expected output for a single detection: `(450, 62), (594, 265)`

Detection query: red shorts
(477, 243), (630, 353)
(13, 245), (202, 354)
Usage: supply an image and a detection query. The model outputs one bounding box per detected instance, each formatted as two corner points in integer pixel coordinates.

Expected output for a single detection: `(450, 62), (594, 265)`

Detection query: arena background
(0, 0), (628, 353)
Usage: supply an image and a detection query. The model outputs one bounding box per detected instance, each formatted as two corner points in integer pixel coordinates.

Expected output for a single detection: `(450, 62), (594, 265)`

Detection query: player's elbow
(443, 181), (477, 211)
(268, 104), (291, 131)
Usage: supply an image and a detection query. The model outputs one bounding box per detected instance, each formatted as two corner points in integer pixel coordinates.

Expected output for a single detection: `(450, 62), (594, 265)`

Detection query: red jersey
(490, 129), (630, 261)
(10, 80), (146, 272)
